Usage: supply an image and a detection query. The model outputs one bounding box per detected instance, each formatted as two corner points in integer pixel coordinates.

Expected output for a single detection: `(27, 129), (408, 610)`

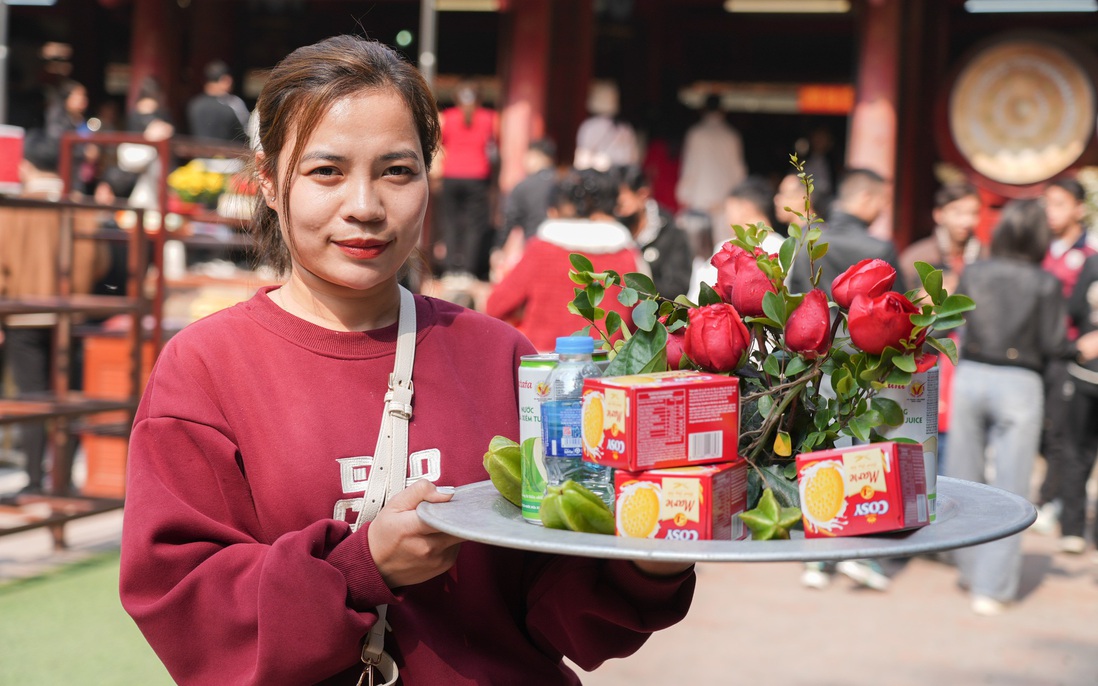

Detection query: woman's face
(65, 85), (88, 115)
(1044, 185), (1084, 238)
(261, 88), (429, 299)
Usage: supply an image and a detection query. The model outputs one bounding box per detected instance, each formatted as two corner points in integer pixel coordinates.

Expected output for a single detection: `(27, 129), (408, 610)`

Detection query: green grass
(0, 552), (173, 685)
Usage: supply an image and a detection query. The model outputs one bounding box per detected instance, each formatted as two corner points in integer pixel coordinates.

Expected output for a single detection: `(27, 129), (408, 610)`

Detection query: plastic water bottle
(540, 336), (614, 507)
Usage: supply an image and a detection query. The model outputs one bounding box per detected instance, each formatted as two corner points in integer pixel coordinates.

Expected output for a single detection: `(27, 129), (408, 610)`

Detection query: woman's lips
(335, 239), (389, 259)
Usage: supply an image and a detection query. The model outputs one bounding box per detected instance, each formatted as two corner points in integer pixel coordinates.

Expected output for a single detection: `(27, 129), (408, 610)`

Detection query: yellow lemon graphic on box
(581, 392), (605, 457)
(617, 481), (662, 538)
(799, 460), (847, 531)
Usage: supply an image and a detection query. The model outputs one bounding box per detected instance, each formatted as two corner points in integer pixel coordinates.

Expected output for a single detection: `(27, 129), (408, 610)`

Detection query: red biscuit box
(795, 441), (929, 538)
(581, 370), (739, 472)
(614, 458), (749, 541)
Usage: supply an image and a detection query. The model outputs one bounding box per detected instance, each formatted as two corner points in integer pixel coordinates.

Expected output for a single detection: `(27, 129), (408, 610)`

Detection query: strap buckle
(385, 374), (413, 420)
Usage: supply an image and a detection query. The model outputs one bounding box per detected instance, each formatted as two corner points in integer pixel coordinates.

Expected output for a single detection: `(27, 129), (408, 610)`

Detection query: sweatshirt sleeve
(523, 554), (696, 671)
(119, 345), (396, 685)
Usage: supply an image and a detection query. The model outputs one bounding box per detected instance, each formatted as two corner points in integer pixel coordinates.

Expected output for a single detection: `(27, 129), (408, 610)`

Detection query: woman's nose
(344, 179), (385, 223)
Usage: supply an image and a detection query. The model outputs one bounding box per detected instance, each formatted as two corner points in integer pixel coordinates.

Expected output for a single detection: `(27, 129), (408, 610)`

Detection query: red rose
(683, 303), (751, 372)
(831, 258), (897, 309)
(785, 289), (832, 358)
(666, 327), (689, 370)
(711, 244), (777, 317)
(914, 352), (938, 373)
(847, 292), (920, 355)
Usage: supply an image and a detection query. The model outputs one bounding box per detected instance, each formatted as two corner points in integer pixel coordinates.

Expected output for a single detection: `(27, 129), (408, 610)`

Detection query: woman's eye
(308, 166), (340, 178)
(384, 165), (414, 177)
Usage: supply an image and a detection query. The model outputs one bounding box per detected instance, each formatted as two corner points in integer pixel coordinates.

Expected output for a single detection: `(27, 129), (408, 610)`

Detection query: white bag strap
(351, 285), (417, 686)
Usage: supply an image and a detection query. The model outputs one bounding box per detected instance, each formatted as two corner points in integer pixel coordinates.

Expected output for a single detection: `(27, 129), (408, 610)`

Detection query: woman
(946, 199), (1098, 616)
(119, 35), (694, 685)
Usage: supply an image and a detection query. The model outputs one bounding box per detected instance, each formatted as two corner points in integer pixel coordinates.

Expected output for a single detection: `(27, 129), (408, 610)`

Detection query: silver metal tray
(417, 477), (1036, 563)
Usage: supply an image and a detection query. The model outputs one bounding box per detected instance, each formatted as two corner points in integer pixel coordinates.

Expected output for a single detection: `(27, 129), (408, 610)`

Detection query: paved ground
(2, 463), (1095, 685)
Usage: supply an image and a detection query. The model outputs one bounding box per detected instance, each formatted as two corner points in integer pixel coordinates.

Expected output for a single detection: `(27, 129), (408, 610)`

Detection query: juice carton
(581, 371), (739, 472)
(795, 442), (929, 538)
(876, 365), (940, 522)
(614, 458), (749, 541)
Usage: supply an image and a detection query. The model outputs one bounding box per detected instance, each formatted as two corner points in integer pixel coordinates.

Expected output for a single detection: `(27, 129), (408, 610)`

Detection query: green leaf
(848, 415), (873, 442)
(618, 287), (639, 308)
(744, 316), (783, 328)
(788, 223), (803, 241)
(605, 311), (623, 338)
(936, 294), (976, 317)
(674, 294), (698, 308)
(757, 394), (775, 419)
(762, 291), (786, 326)
(569, 270), (594, 286)
(699, 282), (723, 306)
(603, 326), (668, 376)
(785, 356), (809, 376)
(933, 314), (967, 331)
(893, 353), (917, 373)
(926, 336), (959, 364)
(871, 397), (905, 426)
(569, 254), (594, 273)
(586, 283), (605, 308)
(884, 367), (912, 386)
(763, 353), (782, 377)
(624, 272), (658, 296)
(806, 228), (822, 243)
(779, 236), (797, 272)
(922, 268), (944, 303)
(914, 261), (937, 285)
(911, 313), (936, 328)
(810, 242), (829, 261)
(633, 299), (659, 332)
(572, 289), (595, 320)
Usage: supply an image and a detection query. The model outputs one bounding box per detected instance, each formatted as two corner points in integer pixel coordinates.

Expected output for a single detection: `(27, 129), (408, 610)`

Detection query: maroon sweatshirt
(120, 289), (694, 685)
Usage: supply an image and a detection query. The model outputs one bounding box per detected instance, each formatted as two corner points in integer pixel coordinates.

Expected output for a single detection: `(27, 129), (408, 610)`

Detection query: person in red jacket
(119, 36), (694, 685)
(485, 168), (647, 352)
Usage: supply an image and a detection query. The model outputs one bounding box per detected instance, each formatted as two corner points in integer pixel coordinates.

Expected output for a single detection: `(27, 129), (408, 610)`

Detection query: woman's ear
(256, 152), (278, 209)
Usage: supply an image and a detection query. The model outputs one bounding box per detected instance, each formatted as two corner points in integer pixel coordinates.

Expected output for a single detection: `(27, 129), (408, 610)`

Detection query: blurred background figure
(946, 199), (1098, 615)
(788, 168), (901, 295)
(773, 170), (815, 237)
(25, 79), (100, 195)
(186, 60), (250, 143)
(485, 169), (644, 352)
(1036, 177), (1098, 549)
(492, 137), (558, 282)
(688, 177), (778, 302)
(899, 182), (985, 295)
(436, 81), (499, 280)
(799, 125), (836, 201)
(899, 181), (985, 475)
(1063, 250), (1098, 557)
(574, 81), (639, 173)
(614, 164), (693, 298)
(676, 93), (746, 262)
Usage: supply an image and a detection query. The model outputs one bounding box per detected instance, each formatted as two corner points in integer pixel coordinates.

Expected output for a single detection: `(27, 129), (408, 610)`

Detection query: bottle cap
(554, 336), (595, 354)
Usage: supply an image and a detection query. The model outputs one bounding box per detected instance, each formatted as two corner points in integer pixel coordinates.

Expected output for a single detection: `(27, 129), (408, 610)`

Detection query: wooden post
(847, 0), (901, 241)
(498, 0), (551, 194)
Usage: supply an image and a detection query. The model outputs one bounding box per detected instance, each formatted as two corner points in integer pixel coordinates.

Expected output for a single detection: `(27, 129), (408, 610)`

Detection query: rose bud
(847, 292), (920, 355)
(666, 326), (689, 370)
(831, 258), (897, 309)
(683, 303), (751, 372)
(785, 289), (832, 358)
(914, 352), (938, 373)
(712, 245), (777, 317)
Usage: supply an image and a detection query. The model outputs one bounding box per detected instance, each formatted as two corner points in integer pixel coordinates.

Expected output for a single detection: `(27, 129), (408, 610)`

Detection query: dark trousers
(1059, 386), (1098, 538)
(4, 327), (50, 491)
(439, 177), (491, 277)
(1039, 360), (1076, 505)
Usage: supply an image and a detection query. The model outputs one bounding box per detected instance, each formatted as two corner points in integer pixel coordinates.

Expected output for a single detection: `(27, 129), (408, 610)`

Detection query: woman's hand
(367, 479), (464, 589)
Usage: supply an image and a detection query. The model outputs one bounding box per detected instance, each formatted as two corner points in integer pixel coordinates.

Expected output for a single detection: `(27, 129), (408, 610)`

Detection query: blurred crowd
(4, 65), (1097, 620)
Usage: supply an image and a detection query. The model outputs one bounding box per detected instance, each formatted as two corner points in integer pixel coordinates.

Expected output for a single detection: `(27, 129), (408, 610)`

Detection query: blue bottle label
(541, 399), (584, 458)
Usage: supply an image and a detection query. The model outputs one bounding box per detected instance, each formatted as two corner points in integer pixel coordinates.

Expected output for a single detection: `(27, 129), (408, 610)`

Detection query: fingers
(384, 479), (455, 513)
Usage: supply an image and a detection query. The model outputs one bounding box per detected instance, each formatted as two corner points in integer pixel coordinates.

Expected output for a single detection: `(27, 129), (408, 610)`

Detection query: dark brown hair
(249, 35), (440, 273)
(933, 182), (979, 210)
(990, 198), (1049, 263)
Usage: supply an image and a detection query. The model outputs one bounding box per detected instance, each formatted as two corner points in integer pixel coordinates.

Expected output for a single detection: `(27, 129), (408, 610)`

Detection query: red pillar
(847, 0), (901, 241)
(546, 0), (595, 169)
(498, 0), (551, 194)
(126, 0), (179, 115)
